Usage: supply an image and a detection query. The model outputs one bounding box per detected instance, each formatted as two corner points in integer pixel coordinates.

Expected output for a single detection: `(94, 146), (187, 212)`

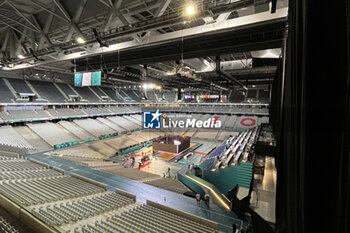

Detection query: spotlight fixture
(76, 37), (86, 44)
(186, 5), (195, 15)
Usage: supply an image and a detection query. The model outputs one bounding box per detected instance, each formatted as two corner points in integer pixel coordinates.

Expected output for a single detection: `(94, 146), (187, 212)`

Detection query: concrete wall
(0, 194), (56, 233)
(70, 172), (108, 191)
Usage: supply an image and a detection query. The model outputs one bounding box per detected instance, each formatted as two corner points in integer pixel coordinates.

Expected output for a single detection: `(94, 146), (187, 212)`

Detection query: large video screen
(74, 73), (83, 87)
(91, 71), (102, 86)
(74, 71), (101, 87)
(82, 72), (92, 86)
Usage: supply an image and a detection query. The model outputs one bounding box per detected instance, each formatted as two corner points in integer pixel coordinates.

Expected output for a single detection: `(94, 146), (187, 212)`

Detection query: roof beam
(0, 26), (7, 33)
(102, 0), (140, 42)
(0, 18), (32, 39)
(1, 30), (10, 52)
(97, 0), (112, 8)
(5, 7), (287, 69)
(29, 30), (36, 50)
(5, 0), (40, 32)
(103, 0), (123, 30)
(154, 0), (172, 17)
(115, 0), (123, 9)
(0, 13), (38, 32)
(29, 0), (69, 23)
(141, 0), (172, 39)
(38, 5), (55, 49)
(52, 0), (86, 41)
(31, 14), (53, 49)
(65, 0), (88, 42)
(11, 29), (28, 54)
(15, 27), (28, 54)
(52, 0), (71, 21)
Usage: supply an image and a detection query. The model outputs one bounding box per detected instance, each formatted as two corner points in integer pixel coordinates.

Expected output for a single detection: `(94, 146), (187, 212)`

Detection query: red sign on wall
(240, 117), (256, 126)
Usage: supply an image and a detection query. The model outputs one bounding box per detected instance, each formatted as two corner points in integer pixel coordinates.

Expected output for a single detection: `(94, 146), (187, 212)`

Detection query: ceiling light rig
(17, 54), (25, 59)
(3, 1), (275, 71)
(186, 5), (195, 16)
(76, 37), (86, 44)
(142, 83), (162, 90)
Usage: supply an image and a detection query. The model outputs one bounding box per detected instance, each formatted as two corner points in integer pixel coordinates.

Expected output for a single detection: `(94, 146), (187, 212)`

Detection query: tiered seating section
(0, 107), (268, 160)
(0, 216), (18, 233)
(0, 106), (140, 123)
(0, 78), (143, 104)
(27, 122), (78, 146)
(76, 203), (217, 233)
(210, 127), (259, 170)
(0, 105), (267, 125)
(73, 86), (100, 102)
(58, 121), (93, 140)
(73, 119), (115, 137)
(157, 104), (269, 115)
(0, 126), (34, 152)
(29, 80), (66, 102)
(0, 152), (219, 233)
(162, 91), (177, 102)
(0, 175), (104, 206)
(0, 77), (271, 105)
(107, 116), (139, 131)
(7, 78), (32, 94)
(31, 192), (133, 226)
(0, 78), (14, 103)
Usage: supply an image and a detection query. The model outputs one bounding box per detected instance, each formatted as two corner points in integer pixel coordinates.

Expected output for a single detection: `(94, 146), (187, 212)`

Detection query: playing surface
(158, 152), (176, 160)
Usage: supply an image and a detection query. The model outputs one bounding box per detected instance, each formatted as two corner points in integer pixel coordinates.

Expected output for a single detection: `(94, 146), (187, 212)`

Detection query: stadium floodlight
(76, 37), (86, 44)
(186, 5), (195, 15)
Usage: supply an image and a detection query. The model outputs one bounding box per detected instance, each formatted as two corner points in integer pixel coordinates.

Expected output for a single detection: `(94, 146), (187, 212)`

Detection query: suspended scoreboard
(74, 71), (102, 87)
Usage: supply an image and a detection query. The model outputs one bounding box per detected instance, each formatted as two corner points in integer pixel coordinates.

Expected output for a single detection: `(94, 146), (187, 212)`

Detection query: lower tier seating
(0, 176), (104, 206)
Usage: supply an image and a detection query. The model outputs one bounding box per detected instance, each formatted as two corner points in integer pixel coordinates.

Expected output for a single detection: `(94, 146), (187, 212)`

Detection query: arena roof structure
(0, 0), (287, 89)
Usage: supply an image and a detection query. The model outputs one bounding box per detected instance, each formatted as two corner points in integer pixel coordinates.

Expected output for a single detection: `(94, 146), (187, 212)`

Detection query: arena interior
(0, 1), (349, 233)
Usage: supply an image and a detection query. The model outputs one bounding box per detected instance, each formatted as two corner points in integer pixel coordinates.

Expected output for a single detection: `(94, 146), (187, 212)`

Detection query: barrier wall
(178, 173), (206, 197)
(0, 143), (28, 155)
(0, 150), (19, 158)
(120, 140), (152, 155)
(53, 140), (80, 150)
(28, 158), (49, 168)
(115, 188), (136, 201)
(0, 194), (56, 233)
(70, 173), (108, 191)
(235, 116), (258, 131)
(202, 162), (253, 195)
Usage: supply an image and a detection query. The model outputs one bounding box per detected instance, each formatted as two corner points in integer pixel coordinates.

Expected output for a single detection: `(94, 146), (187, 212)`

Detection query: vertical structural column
(177, 87), (182, 101)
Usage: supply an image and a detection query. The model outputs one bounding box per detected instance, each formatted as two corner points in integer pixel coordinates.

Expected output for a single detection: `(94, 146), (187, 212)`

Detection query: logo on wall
(240, 117), (256, 126)
(143, 110), (162, 129)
